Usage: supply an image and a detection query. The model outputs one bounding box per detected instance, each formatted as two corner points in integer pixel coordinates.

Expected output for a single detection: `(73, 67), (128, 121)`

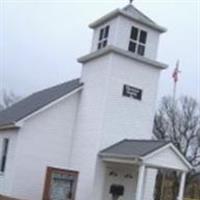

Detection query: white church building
(0, 4), (192, 200)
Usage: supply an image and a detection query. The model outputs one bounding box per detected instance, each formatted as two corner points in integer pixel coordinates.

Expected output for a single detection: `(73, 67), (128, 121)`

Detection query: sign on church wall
(43, 167), (78, 200)
(122, 84), (143, 100)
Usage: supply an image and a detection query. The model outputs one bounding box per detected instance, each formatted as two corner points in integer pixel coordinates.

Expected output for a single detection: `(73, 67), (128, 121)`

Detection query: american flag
(172, 60), (180, 83)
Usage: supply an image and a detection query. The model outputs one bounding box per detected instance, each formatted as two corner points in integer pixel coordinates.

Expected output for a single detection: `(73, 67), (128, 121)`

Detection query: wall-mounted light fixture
(124, 174), (133, 179)
(109, 171), (118, 177)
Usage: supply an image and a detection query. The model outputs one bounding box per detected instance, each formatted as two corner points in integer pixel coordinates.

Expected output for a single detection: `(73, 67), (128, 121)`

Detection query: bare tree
(0, 90), (21, 111)
(153, 96), (200, 199)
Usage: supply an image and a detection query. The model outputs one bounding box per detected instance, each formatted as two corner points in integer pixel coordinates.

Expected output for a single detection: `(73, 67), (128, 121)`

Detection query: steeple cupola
(76, 4), (168, 147)
(89, 5), (166, 60)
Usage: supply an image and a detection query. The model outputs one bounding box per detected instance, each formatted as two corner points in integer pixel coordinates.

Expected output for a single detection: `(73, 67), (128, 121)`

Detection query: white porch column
(177, 172), (187, 200)
(135, 164), (145, 200)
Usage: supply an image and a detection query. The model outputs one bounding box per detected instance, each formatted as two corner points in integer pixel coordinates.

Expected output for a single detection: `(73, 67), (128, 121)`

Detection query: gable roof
(0, 79), (83, 128)
(122, 5), (157, 26)
(99, 139), (192, 171)
(100, 139), (170, 158)
(89, 5), (166, 33)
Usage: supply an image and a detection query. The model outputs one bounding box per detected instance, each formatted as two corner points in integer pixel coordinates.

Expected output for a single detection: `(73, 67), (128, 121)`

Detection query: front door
(103, 163), (137, 200)
(43, 167), (79, 200)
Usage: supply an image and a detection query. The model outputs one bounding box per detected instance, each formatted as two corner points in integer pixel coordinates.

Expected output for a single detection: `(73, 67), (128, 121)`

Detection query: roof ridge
(89, 6), (166, 33)
(122, 5), (157, 25)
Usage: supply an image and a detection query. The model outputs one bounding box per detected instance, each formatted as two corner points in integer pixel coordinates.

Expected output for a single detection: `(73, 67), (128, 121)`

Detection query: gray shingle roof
(89, 5), (166, 33)
(100, 139), (170, 158)
(122, 5), (158, 27)
(0, 79), (83, 127)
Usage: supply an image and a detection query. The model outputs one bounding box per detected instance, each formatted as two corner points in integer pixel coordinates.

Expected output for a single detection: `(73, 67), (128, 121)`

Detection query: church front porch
(99, 140), (192, 200)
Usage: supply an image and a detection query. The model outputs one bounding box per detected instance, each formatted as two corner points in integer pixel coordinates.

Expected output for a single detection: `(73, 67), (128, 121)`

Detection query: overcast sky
(0, 0), (199, 103)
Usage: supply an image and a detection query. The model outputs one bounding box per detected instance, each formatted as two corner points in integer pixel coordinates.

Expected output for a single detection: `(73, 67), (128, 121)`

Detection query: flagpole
(172, 60), (180, 103)
(173, 78), (177, 103)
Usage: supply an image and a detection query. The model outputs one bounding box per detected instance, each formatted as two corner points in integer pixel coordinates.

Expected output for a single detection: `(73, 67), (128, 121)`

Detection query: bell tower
(76, 4), (168, 147)
(89, 4), (166, 59)
(70, 5), (168, 200)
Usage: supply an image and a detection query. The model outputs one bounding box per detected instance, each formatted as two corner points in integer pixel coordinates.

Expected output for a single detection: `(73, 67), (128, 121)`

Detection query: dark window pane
(99, 28), (104, 40)
(103, 40), (107, 47)
(139, 30), (147, 44)
(130, 27), (138, 40)
(137, 45), (145, 56)
(1, 156), (6, 172)
(0, 138), (9, 172)
(104, 26), (110, 38)
(98, 43), (102, 50)
(128, 41), (136, 53)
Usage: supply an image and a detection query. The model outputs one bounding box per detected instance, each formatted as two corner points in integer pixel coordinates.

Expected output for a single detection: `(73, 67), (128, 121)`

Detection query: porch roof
(99, 139), (193, 172)
(100, 139), (169, 158)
